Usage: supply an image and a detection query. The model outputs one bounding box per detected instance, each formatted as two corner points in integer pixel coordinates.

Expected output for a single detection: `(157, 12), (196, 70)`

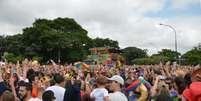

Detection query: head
(108, 75), (124, 91)
(64, 80), (72, 89)
(174, 76), (186, 94)
(96, 76), (108, 87)
(74, 80), (81, 88)
(26, 69), (35, 84)
(191, 68), (201, 82)
(42, 90), (56, 101)
(18, 82), (32, 100)
(184, 73), (192, 87)
(0, 91), (15, 101)
(155, 93), (172, 101)
(54, 74), (65, 87)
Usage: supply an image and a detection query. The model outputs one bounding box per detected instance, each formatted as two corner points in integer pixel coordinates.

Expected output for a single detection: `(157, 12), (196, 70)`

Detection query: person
(152, 75), (174, 101)
(108, 75), (128, 101)
(126, 78), (148, 101)
(0, 90), (15, 101)
(18, 81), (33, 101)
(90, 76), (109, 101)
(0, 75), (10, 99)
(63, 80), (82, 101)
(29, 87), (44, 101)
(46, 74), (65, 101)
(183, 68), (201, 101)
(42, 90), (56, 101)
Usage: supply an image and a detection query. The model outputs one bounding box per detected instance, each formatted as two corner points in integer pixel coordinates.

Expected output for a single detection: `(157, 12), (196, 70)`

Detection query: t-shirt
(90, 88), (109, 101)
(28, 98), (42, 101)
(46, 85), (65, 101)
(109, 92), (128, 101)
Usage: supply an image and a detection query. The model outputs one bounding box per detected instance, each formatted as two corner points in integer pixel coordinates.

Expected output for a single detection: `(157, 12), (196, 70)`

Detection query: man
(18, 81), (32, 101)
(46, 74), (65, 101)
(183, 68), (201, 101)
(42, 90), (56, 101)
(108, 75), (128, 101)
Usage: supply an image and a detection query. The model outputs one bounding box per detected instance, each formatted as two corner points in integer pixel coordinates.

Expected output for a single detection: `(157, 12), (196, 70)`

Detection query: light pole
(159, 23), (178, 59)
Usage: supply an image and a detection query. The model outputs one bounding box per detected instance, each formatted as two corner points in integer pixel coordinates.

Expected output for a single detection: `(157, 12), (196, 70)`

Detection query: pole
(159, 23), (178, 60)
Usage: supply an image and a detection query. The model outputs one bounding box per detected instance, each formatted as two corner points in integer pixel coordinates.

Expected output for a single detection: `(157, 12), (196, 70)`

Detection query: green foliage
(0, 17), (119, 64)
(182, 48), (201, 65)
(92, 38), (119, 49)
(3, 52), (23, 63)
(132, 56), (169, 65)
(122, 47), (148, 65)
(152, 49), (181, 62)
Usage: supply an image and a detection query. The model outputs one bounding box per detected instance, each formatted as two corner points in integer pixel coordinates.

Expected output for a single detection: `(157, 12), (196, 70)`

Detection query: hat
(108, 75), (124, 85)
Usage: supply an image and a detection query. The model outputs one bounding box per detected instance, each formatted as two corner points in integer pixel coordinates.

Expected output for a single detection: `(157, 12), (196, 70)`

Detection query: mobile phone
(159, 75), (166, 80)
(12, 68), (16, 74)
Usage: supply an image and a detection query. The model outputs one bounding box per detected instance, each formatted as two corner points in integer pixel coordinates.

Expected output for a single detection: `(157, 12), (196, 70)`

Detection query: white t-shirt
(28, 98), (42, 101)
(109, 92), (128, 101)
(46, 85), (65, 101)
(90, 88), (109, 101)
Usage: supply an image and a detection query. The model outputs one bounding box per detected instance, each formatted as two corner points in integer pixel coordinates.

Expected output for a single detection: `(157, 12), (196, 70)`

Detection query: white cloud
(0, 0), (200, 55)
(171, 0), (200, 9)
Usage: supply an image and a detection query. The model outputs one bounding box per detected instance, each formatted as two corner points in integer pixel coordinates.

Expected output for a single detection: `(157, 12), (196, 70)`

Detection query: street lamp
(159, 23), (178, 56)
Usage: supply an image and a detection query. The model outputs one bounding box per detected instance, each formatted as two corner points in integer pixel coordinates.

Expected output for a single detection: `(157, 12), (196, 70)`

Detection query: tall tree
(182, 47), (201, 65)
(21, 18), (92, 63)
(122, 47), (147, 65)
(152, 49), (181, 62)
(92, 38), (119, 49)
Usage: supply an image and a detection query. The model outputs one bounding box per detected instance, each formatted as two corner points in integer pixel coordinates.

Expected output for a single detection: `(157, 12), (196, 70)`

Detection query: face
(19, 86), (28, 99)
(109, 81), (118, 91)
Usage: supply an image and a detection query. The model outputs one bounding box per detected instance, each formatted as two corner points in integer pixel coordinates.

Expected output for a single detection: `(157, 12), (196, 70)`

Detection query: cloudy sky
(0, 0), (201, 55)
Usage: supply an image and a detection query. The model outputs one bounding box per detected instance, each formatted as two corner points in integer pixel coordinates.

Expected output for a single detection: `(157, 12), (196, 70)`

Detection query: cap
(108, 75), (124, 85)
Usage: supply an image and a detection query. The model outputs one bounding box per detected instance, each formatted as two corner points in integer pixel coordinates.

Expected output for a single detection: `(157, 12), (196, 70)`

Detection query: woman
(63, 80), (82, 101)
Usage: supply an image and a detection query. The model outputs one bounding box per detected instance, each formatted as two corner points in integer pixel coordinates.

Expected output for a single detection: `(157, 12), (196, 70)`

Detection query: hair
(184, 73), (192, 88)
(160, 85), (169, 95)
(53, 74), (64, 84)
(96, 76), (108, 85)
(63, 80), (81, 101)
(49, 79), (56, 86)
(155, 94), (173, 101)
(42, 90), (55, 101)
(19, 81), (32, 92)
(65, 80), (72, 89)
(26, 69), (35, 83)
(174, 76), (186, 94)
(0, 91), (15, 101)
(74, 80), (81, 88)
(82, 94), (95, 101)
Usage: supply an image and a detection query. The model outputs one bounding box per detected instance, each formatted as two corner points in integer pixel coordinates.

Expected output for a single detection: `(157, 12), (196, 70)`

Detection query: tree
(20, 17), (92, 63)
(182, 47), (201, 65)
(0, 35), (7, 60)
(122, 47), (147, 65)
(132, 56), (169, 65)
(152, 49), (181, 62)
(92, 38), (119, 49)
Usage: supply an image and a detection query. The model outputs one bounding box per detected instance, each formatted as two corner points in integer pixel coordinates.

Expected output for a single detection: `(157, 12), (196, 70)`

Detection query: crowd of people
(0, 59), (201, 101)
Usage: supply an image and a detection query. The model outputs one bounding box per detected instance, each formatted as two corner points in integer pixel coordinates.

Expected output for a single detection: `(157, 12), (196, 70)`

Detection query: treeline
(0, 18), (119, 63)
(0, 17), (200, 65)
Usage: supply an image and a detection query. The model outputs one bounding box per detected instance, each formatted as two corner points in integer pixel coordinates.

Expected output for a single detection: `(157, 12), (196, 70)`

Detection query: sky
(0, 0), (201, 55)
